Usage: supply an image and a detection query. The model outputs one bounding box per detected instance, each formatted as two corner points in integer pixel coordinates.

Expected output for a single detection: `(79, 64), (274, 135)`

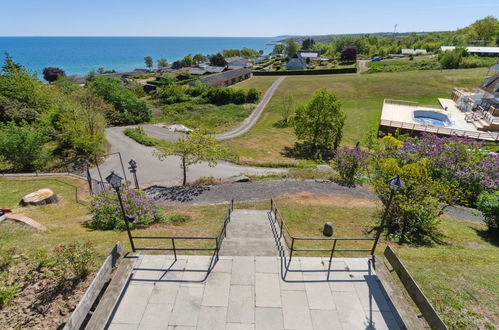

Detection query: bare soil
(0, 255), (95, 330)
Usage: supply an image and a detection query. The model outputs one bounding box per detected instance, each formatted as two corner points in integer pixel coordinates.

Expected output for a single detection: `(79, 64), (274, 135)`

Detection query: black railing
(269, 199), (376, 281)
(131, 199), (234, 281)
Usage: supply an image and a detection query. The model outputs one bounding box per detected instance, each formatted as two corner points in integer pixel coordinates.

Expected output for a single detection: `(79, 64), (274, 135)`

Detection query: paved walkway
(108, 255), (404, 330)
(215, 77), (286, 140)
(90, 128), (285, 186)
(219, 210), (277, 257)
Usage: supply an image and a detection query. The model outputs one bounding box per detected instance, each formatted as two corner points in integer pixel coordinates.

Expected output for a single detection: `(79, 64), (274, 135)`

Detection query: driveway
(90, 127), (285, 186)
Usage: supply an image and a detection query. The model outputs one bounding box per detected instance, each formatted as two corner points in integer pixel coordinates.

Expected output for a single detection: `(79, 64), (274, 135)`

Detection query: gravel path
(145, 179), (378, 204)
(145, 179), (484, 223)
(214, 76), (286, 140)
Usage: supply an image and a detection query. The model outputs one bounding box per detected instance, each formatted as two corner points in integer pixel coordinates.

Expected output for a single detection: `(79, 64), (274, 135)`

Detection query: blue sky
(0, 0), (497, 37)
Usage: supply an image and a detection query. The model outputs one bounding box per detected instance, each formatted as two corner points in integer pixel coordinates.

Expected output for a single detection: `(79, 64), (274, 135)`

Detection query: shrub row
(204, 87), (260, 105)
(252, 67), (357, 76)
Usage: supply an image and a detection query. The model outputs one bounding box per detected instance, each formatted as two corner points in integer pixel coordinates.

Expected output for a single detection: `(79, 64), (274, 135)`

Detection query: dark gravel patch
(145, 179), (378, 204)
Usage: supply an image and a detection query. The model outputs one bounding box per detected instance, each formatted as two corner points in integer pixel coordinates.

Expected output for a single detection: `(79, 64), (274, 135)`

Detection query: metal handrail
(270, 199), (376, 280)
(131, 199), (234, 281)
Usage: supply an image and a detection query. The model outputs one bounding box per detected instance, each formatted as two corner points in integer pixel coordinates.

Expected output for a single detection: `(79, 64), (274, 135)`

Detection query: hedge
(252, 67), (357, 76)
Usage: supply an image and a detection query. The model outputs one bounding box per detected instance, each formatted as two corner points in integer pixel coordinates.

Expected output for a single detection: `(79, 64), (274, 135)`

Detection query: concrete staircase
(219, 209), (277, 256)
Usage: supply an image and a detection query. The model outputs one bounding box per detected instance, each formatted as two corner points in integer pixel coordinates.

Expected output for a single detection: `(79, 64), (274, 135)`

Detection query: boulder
(20, 188), (59, 206)
(323, 222), (334, 237)
(230, 175), (251, 183)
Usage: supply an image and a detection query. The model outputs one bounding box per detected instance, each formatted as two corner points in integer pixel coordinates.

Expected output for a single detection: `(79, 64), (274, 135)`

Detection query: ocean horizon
(0, 36), (279, 76)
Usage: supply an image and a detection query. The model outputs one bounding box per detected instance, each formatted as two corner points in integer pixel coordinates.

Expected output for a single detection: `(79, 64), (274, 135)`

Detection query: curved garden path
(214, 76), (286, 140)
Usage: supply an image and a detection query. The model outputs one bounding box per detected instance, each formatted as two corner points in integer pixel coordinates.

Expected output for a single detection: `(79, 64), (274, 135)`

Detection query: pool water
(413, 110), (450, 127)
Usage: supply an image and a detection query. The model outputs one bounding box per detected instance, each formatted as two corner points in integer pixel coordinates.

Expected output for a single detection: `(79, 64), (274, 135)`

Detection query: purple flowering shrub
(89, 188), (166, 230)
(403, 133), (498, 206)
(332, 146), (369, 186)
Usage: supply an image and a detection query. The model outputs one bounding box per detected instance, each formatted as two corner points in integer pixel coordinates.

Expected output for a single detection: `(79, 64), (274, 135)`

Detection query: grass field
(223, 68), (489, 165)
(0, 177), (228, 257)
(239, 193), (498, 329)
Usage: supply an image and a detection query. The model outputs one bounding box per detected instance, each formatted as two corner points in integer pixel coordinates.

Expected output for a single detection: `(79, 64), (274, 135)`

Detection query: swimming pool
(413, 110), (451, 127)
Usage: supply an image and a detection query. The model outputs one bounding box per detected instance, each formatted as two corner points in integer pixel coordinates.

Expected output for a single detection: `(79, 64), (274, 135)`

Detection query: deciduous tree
(155, 131), (224, 185)
(144, 56), (153, 70)
(157, 58), (169, 69)
(42, 67), (66, 83)
(209, 53), (227, 67)
(292, 89), (345, 157)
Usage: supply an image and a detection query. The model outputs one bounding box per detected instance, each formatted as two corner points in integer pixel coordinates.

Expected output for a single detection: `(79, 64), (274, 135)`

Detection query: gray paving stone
(226, 323), (255, 330)
(213, 258), (233, 273)
(159, 258), (187, 281)
(169, 286), (204, 326)
(227, 285), (255, 324)
(201, 272), (231, 307)
(149, 282), (181, 304)
(255, 307), (284, 330)
(231, 257), (255, 285)
(181, 256), (211, 285)
(367, 311), (402, 330)
(255, 273), (281, 307)
(326, 260), (356, 292)
(305, 280), (336, 310)
(112, 284), (154, 324)
(139, 303), (172, 329)
(132, 255), (168, 282)
(310, 310), (343, 330)
(108, 323), (138, 330)
(167, 326), (195, 330)
(281, 291), (313, 329)
(255, 257), (279, 273)
(354, 277), (392, 312)
(280, 270), (305, 291)
(333, 291), (367, 329)
(196, 306), (227, 330)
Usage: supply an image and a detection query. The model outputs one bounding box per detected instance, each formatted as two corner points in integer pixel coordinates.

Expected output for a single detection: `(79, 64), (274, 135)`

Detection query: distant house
(199, 68), (252, 87)
(401, 49), (427, 55)
(255, 55), (270, 64)
(189, 68), (207, 75)
(225, 56), (253, 68)
(297, 50), (320, 60)
(440, 46), (499, 57)
(205, 66), (226, 74)
(286, 55), (308, 70)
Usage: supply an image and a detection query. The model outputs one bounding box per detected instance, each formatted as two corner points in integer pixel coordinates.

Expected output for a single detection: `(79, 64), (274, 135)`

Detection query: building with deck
(379, 74), (499, 141)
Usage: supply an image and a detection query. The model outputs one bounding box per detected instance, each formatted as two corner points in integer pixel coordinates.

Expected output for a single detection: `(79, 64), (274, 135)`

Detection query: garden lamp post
(370, 175), (404, 255)
(128, 159), (139, 189)
(105, 171), (136, 252)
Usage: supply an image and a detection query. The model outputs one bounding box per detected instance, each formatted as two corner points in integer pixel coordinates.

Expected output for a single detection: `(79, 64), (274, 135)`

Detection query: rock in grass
(230, 175), (251, 183)
(323, 222), (334, 237)
(20, 189), (59, 206)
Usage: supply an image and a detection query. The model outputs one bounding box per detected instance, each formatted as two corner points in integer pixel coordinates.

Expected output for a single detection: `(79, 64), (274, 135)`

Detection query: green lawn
(238, 194), (498, 329)
(223, 68), (488, 165)
(0, 177), (228, 257)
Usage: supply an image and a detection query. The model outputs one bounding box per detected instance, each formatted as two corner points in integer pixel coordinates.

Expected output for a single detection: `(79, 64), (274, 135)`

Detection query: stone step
(219, 209), (277, 256)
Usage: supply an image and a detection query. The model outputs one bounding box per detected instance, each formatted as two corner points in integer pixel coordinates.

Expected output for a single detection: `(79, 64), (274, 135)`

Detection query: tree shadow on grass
(144, 185), (210, 203)
(471, 227), (499, 247)
(281, 142), (334, 161)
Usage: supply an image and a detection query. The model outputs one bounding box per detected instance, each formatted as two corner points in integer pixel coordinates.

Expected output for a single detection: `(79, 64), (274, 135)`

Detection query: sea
(0, 37), (278, 76)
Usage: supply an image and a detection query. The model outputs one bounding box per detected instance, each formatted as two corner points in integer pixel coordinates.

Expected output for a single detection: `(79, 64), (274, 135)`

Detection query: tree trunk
(182, 156), (187, 186)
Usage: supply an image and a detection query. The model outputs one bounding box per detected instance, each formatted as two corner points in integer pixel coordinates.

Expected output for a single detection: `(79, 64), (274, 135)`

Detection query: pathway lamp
(128, 159), (139, 189)
(370, 175), (404, 255)
(106, 171), (136, 252)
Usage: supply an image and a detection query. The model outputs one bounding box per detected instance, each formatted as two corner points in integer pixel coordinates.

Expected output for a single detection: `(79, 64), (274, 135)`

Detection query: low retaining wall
(384, 246), (448, 330)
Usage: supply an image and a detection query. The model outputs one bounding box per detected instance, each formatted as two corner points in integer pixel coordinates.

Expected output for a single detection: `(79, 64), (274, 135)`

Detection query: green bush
(204, 87), (258, 105)
(156, 85), (189, 104)
(87, 76), (151, 125)
(169, 214), (191, 225)
(0, 273), (19, 307)
(0, 120), (49, 172)
(54, 241), (94, 279)
(89, 188), (166, 230)
(253, 67), (357, 75)
(246, 88), (261, 103)
(477, 191), (499, 234)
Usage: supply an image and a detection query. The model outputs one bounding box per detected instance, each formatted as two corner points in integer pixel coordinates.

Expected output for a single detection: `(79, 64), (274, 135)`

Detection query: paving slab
(107, 255), (403, 330)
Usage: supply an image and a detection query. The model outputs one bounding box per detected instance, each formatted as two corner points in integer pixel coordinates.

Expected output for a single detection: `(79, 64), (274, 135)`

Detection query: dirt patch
(278, 192), (380, 208)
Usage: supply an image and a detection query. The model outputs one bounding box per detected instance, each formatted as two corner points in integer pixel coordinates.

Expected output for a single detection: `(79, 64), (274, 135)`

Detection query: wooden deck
(379, 119), (499, 141)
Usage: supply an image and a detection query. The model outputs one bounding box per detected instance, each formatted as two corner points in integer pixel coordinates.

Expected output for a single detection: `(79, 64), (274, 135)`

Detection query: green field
(223, 68), (488, 165)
